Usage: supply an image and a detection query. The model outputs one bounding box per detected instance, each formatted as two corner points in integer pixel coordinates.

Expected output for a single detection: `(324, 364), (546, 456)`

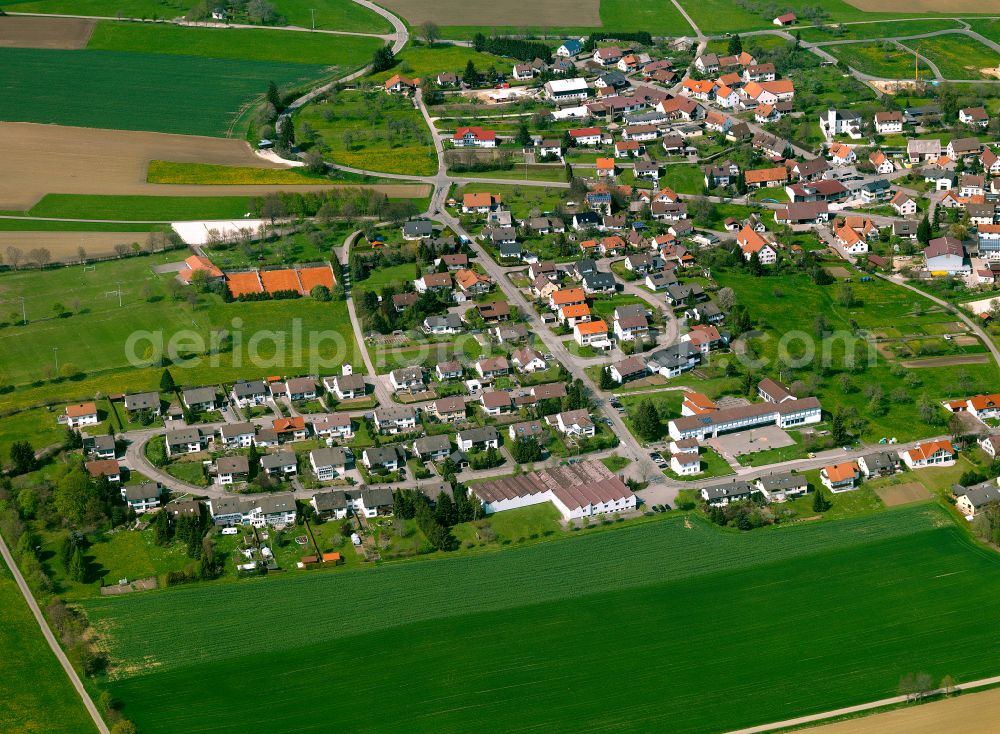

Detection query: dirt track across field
(376, 0), (599, 26)
(900, 354), (991, 368)
(846, 0), (1000, 8)
(0, 231), (156, 261)
(0, 122), (429, 210)
(804, 688), (1000, 733)
(0, 16), (95, 49)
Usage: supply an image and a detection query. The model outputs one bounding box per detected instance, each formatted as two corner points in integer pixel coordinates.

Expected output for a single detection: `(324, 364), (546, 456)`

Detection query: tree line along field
(0, 47), (335, 137)
(85, 21), (383, 65)
(0, 253), (362, 406)
(0, 564), (97, 734)
(85, 505), (1000, 734)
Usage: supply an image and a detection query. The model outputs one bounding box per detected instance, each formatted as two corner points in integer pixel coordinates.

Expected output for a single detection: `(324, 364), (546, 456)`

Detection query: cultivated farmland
(0, 47), (329, 136)
(375, 0), (599, 27)
(0, 15), (95, 48)
(0, 123), (427, 211)
(0, 231), (158, 262)
(87, 21), (383, 64)
(0, 565), (98, 733)
(85, 506), (1000, 734)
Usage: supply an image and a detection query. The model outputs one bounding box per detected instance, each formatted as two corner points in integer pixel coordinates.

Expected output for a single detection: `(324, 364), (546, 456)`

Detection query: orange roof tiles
(560, 303), (591, 318)
(907, 440), (955, 461)
(65, 402), (97, 417)
(552, 288), (585, 305)
(576, 319), (608, 335)
(823, 462), (859, 482)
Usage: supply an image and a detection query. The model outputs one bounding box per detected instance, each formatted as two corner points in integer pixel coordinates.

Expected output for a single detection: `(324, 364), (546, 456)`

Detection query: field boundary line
(0, 530), (109, 734)
(724, 676), (1000, 734)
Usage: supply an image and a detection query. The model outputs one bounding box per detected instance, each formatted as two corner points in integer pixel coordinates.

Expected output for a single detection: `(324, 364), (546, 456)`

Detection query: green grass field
(0, 563), (98, 734)
(0, 406), (67, 467)
(713, 271), (1000, 442)
(829, 42), (933, 79)
(0, 219), (166, 232)
(24, 194), (255, 220)
(270, 0), (392, 32)
(295, 89), (437, 176)
(0, 254), (361, 407)
(146, 160), (327, 185)
(598, 0), (689, 35)
(798, 19), (962, 43)
(456, 183), (565, 219)
(368, 44), (512, 83)
(84, 505), (1000, 734)
(0, 0), (192, 15)
(910, 34), (1000, 80)
(87, 21), (383, 64)
(0, 47), (326, 136)
(657, 163), (705, 195)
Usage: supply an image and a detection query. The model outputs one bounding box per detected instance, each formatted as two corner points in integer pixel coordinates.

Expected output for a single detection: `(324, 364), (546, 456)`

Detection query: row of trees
(471, 34), (552, 63)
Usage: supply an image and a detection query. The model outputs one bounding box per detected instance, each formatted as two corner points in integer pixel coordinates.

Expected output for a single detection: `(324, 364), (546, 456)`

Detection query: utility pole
(117, 281), (123, 307)
(311, 8), (315, 30)
(53, 347), (59, 373)
(19, 296), (26, 325)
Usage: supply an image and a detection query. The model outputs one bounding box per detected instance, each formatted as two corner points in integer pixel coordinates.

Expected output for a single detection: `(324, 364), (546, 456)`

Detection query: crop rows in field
(0, 48), (326, 136)
(87, 505), (943, 675)
(100, 506), (1000, 734)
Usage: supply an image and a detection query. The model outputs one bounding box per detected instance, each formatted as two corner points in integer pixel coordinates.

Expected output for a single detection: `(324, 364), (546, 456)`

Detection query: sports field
(0, 563), (98, 733)
(0, 47), (330, 136)
(85, 506), (1000, 734)
(0, 254), (362, 394)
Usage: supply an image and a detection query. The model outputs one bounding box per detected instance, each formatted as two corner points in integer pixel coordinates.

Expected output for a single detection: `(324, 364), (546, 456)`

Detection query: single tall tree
(917, 213), (932, 245)
(160, 367), (176, 392)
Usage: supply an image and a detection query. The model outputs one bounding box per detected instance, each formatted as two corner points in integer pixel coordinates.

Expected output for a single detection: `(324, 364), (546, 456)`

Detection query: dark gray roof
(124, 481), (161, 501)
(860, 451), (899, 472)
(364, 445), (404, 465)
(260, 451), (296, 469)
(403, 219), (434, 236)
(458, 426), (499, 444)
(583, 272), (616, 289)
(311, 447), (349, 467)
(217, 455), (250, 474)
(220, 422), (255, 439)
(232, 380), (268, 397)
(414, 434), (452, 454)
(702, 480), (754, 500)
(124, 392), (160, 411)
(182, 386), (217, 405)
(757, 472), (805, 493)
(359, 486), (393, 507)
(312, 489), (349, 511)
(956, 481), (1000, 508)
(166, 427), (202, 445)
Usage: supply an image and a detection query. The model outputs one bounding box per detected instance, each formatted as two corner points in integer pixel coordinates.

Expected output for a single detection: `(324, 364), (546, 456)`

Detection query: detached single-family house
(60, 402), (99, 428)
(901, 440), (956, 469)
(124, 391), (161, 416)
(457, 426), (500, 452)
(231, 380), (268, 407)
(216, 455), (250, 485)
(166, 428), (207, 457)
(820, 462), (861, 492)
(310, 447), (350, 481)
(122, 481), (162, 513)
(452, 126), (496, 148)
(260, 450), (298, 478)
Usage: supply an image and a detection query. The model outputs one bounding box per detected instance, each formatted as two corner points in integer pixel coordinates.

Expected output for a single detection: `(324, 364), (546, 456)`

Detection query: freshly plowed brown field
(805, 687), (1000, 733)
(0, 231), (155, 260)
(0, 16), (95, 49)
(0, 122), (428, 209)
